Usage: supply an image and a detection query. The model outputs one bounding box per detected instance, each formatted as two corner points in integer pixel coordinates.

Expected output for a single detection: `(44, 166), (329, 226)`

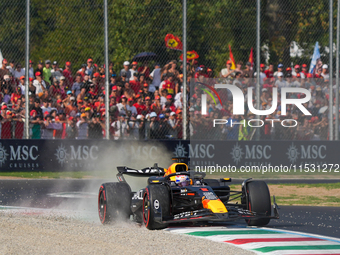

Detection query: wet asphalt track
(0, 179), (339, 238)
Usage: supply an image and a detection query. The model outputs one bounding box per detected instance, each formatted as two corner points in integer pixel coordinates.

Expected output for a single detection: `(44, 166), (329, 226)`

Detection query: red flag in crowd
(248, 47), (254, 70)
(180, 50), (199, 61)
(164, 34), (183, 51)
(228, 45), (236, 69)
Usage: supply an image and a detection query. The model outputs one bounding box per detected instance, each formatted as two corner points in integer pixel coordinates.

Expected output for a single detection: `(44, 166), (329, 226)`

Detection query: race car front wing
(153, 196), (280, 224)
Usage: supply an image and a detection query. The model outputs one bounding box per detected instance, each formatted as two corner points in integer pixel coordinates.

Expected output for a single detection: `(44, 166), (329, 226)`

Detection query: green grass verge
(230, 183), (340, 206)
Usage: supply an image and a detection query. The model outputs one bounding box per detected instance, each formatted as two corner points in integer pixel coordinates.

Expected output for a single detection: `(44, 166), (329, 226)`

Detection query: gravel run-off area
(0, 212), (254, 255)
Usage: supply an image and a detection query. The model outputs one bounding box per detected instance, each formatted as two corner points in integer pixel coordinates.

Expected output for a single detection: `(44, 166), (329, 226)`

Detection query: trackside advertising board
(0, 140), (338, 172)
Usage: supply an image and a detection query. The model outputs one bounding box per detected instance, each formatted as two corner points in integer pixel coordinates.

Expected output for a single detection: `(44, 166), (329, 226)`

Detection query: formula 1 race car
(98, 160), (279, 230)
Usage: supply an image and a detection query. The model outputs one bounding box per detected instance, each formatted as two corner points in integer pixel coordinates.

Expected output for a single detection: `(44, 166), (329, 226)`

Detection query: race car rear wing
(116, 164), (166, 182)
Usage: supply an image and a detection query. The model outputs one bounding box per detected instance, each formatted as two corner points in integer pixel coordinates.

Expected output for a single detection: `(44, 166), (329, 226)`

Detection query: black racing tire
(245, 181), (271, 226)
(98, 182), (132, 224)
(143, 185), (170, 230)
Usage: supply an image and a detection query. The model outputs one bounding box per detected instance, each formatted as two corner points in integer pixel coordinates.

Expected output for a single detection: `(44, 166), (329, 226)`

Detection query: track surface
(0, 179), (339, 239)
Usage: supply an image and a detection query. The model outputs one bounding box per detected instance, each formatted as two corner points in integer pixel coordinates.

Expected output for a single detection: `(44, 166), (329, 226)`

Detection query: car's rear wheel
(245, 181), (271, 226)
(98, 182), (131, 224)
(143, 185), (170, 230)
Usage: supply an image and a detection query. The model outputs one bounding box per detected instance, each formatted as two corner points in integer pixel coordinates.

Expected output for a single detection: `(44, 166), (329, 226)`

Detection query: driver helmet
(175, 175), (190, 187)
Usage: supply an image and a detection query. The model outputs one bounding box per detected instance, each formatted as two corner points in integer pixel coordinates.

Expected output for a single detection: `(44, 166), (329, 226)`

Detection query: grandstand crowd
(0, 57), (334, 140)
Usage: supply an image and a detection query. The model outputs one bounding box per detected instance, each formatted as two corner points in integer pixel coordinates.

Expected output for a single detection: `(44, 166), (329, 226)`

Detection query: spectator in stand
(144, 96), (152, 113)
(264, 64), (274, 78)
(50, 78), (61, 99)
(254, 64), (266, 85)
(33, 72), (46, 95)
(1, 110), (13, 139)
(109, 74), (117, 92)
(321, 64), (329, 80)
(126, 114), (139, 140)
(65, 116), (77, 138)
(168, 111), (179, 138)
(120, 61), (131, 81)
(293, 64), (305, 79)
(77, 64), (87, 79)
(28, 77), (36, 95)
(41, 114), (60, 139)
(301, 64), (308, 77)
(28, 60), (34, 78)
(43, 60), (52, 86)
(243, 62), (253, 79)
(86, 58), (94, 77)
(62, 61), (73, 89)
(117, 95), (127, 115)
(148, 112), (159, 139)
(129, 72), (141, 95)
(14, 63), (25, 80)
(0, 59), (9, 81)
(220, 60), (234, 78)
(88, 112), (104, 139)
(134, 95), (146, 115)
(72, 74), (82, 97)
(11, 87), (22, 106)
(76, 113), (88, 139)
(142, 83), (153, 100)
(2, 87), (11, 104)
(51, 61), (63, 82)
(126, 98), (138, 116)
(112, 113), (129, 139)
(18, 76), (26, 95)
(35, 60), (44, 78)
(149, 63), (161, 92)
(138, 61), (151, 79)
(130, 61), (138, 78)
(159, 73), (175, 95)
(30, 110), (43, 139)
(274, 63), (284, 78)
(234, 61), (244, 76)
(41, 99), (52, 113)
(30, 98), (43, 117)
(274, 72), (287, 91)
(7, 60), (15, 75)
(151, 95), (162, 114)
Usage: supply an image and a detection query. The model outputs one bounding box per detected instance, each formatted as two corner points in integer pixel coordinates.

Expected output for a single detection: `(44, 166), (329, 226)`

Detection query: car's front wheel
(143, 185), (170, 230)
(245, 181), (271, 226)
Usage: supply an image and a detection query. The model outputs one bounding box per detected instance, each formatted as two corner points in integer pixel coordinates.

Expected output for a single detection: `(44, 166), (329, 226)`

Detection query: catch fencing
(0, 0), (338, 141)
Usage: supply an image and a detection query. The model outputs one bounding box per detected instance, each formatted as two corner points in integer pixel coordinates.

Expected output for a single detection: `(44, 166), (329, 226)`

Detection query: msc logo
(287, 143), (326, 164)
(230, 143), (271, 165)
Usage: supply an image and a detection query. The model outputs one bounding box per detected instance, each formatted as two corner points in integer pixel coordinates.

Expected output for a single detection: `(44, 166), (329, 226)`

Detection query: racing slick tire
(143, 184), (170, 230)
(245, 181), (271, 226)
(98, 182), (132, 224)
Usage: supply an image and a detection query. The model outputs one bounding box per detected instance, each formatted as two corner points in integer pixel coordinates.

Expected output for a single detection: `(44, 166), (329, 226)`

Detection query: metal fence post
(336, 0), (340, 140)
(255, 0), (261, 141)
(25, 0), (30, 139)
(330, 0), (334, 140)
(104, 0), (109, 140)
(182, 0), (187, 140)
